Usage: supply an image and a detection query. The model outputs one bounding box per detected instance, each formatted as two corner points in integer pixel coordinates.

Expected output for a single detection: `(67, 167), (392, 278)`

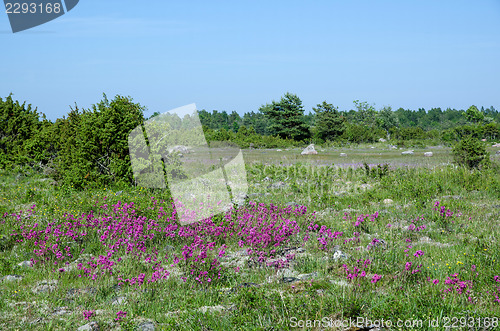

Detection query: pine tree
(259, 93), (310, 141)
(313, 101), (345, 141)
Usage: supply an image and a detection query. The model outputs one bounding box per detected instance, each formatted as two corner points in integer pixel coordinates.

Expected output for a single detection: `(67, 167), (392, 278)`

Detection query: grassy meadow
(0, 144), (499, 330)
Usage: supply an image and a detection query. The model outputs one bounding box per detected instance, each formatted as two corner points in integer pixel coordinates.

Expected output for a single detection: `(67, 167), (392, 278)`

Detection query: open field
(0, 147), (499, 330)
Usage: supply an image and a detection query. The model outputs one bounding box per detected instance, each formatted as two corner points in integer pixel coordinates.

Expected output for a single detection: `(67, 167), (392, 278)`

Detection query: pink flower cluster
(444, 273), (473, 295)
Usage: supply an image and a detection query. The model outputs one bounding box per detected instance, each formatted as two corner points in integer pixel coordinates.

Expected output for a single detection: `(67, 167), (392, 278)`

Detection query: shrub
(452, 135), (490, 170)
(54, 94), (146, 188)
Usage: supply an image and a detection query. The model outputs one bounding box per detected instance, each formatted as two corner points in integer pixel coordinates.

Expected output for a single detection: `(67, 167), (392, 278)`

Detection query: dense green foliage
(259, 93), (311, 141)
(312, 101), (345, 142)
(1, 92), (499, 189)
(452, 136), (491, 170)
(198, 94), (500, 145)
(0, 94), (44, 168)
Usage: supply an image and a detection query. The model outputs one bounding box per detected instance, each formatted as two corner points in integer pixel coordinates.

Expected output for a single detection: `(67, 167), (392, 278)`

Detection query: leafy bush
(452, 135), (490, 170)
(0, 94), (43, 169)
(54, 94), (146, 188)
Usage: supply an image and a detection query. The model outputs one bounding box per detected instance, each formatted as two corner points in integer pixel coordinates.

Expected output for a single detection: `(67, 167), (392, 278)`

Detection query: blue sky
(1, 0), (499, 120)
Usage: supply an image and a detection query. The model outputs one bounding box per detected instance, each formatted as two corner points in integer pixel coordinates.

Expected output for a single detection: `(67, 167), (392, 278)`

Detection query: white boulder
(301, 144), (318, 155)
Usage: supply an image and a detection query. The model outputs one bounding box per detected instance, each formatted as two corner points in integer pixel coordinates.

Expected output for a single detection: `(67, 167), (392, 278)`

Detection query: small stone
(77, 321), (99, 331)
(332, 250), (349, 261)
(137, 321), (156, 331)
(378, 138), (387, 142)
(2, 275), (23, 282)
(111, 296), (127, 305)
(297, 272), (318, 280)
(330, 280), (352, 287)
(32, 280), (58, 294)
(52, 307), (70, 316)
(277, 268), (297, 278)
(276, 149), (282, 152)
(269, 181), (287, 189)
(18, 260), (33, 268)
(424, 152), (433, 157)
(198, 305), (227, 314)
(402, 150), (414, 155)
(281, 277), (299, 283)
(340, 153), (347, 157)
(383, 199), (393, 205)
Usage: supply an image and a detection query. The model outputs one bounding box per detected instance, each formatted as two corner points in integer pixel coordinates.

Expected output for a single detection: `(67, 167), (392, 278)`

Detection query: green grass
(0, 147), (499, 330)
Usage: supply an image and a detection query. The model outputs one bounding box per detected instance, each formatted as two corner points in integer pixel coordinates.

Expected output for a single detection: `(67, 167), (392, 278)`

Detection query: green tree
(0, 94), (42, 168)
(353, 100), (377, 127)
(259, 93), (310, 141)
(376, 106), (399, 139)
(55, 94), (145, 188)
(452, 135), (490, 170)
(465, 105), (484, 124)
(312, 101), (345, 141)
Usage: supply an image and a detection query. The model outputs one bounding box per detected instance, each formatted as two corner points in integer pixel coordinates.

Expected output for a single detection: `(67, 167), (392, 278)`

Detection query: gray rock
(198, 305), (227, 314)
(442, 195), (462, 200)
(401, 150), (414, 155)
(111, 296), (127, 305)
(51, 307), (70, 316)
(330, 280), (352, 287)
(269, 181), (287, 189)
(383, 199), (393, 205)
(32, 280), (58, 294)
(276, 149), (283, 152)
(137, 321), (156, 331)
(424, 152), (433, 157)
(378, 138), (387, 142)
(297, 272), (318, 280)
(281, 277), (299, 283)
(277, 268), (298, 278)
(496, 150), (500, 155)
(77, 322), (99, 331)
(17, 260), (32, 268)
(340, 153), (347, 157)
(332, 250), (349, 261)
(2, 275), (23, 282)
(301, 144), (318, 155)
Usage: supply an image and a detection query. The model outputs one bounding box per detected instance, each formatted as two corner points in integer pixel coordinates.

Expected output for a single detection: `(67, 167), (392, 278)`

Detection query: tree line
(1, 92), (498, 188)
(197, 92), (500, 145)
